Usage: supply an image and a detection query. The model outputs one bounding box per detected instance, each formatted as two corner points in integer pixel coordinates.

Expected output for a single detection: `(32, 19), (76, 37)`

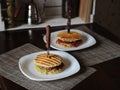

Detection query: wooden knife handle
(46, 25), (51, 49)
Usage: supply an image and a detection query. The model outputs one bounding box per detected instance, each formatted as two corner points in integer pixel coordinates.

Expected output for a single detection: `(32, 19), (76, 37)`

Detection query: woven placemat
(0, 43), (96, 90)
(69, 26), (120, 66)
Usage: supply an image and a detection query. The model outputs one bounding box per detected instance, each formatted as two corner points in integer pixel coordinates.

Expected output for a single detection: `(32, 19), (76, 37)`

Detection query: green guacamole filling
(34, 65), (62, 74)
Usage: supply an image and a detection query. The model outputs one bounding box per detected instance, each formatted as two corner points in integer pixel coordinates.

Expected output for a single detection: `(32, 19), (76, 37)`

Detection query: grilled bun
(34, 53), (64, 74)
(34, 53), (62, 68)
(57, 31), (82, 42)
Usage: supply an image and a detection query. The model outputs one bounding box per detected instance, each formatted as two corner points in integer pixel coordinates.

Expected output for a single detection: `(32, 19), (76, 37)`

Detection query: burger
(56, 31), (83, 48)
(34, 53), (64, 74)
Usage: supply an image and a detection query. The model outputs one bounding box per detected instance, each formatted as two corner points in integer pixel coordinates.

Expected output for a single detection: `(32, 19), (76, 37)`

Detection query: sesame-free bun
(34, 53), (64, 74)
(57, 31), (82, 42)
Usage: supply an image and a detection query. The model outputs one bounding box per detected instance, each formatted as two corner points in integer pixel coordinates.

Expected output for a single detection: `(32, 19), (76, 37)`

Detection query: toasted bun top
(57, 31), (82, 42)
(34, 53), (63, 68)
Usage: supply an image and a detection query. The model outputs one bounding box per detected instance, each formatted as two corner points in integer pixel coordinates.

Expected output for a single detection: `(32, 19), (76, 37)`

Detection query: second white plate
(43, 29), (96, 51)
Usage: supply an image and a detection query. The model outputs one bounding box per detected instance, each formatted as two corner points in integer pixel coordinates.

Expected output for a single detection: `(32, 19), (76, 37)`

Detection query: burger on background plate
(56, 31), (83, 48)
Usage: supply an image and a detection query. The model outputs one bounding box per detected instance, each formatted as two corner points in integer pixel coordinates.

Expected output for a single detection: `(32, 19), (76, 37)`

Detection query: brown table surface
(0, 23), (120, 90)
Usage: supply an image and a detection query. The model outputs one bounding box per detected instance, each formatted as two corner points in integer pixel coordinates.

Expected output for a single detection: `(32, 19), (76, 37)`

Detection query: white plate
(43, 29), (96, 51)
(19, 50), (80, 81)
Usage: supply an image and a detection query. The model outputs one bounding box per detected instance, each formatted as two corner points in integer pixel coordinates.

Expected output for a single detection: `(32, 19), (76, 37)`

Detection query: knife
(67, 0), (71, 33)
(45, 25), (51, 56)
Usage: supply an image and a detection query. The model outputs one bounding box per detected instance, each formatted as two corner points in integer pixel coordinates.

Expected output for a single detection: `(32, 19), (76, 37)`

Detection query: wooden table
(0, 23), (120, 90)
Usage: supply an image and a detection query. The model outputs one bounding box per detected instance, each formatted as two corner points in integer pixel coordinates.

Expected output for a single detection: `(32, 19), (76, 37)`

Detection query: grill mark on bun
(35, 58), (61, 67)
